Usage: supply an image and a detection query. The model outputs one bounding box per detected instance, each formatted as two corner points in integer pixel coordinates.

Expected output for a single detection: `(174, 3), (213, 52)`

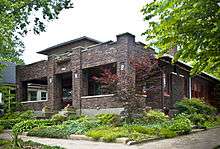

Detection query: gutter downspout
(189, 77), (192, 99)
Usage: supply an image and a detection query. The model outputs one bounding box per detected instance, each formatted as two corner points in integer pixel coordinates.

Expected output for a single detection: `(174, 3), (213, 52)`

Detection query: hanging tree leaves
(0, 0), (73, 73)
(142, 0), (220, 78)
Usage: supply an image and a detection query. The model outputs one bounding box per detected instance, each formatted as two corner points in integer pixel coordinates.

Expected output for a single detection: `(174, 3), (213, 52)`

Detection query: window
(29, 91), (37, 101)
(41, 92), (47, 100)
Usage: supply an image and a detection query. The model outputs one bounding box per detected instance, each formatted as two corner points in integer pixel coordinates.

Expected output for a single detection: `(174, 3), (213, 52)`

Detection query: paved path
(1, 128), (220, 149)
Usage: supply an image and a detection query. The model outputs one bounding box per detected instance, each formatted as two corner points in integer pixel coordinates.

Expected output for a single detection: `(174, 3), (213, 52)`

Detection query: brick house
(16, 33), (220, 114)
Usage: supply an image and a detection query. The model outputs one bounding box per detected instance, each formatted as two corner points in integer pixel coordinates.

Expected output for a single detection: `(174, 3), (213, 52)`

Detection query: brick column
(71, 47), (83, 110)
(116, 33), (136, 91)
(47, 56), (62, 111)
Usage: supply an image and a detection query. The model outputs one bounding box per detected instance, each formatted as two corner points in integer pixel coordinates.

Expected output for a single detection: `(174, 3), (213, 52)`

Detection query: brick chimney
(116, 32), (135, 44)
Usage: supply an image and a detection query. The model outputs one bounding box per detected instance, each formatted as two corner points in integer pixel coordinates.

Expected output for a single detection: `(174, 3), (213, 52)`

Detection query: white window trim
(81, 94), (114, 99)
(21, 100), (48, 104)
(26, 89), (48, 102)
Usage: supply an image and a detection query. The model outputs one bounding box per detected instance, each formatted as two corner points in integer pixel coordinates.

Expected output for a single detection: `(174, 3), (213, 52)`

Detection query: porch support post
(47, 75), (62, 111)
(71, 47), (83, 113)
(47, 56), (62, 111)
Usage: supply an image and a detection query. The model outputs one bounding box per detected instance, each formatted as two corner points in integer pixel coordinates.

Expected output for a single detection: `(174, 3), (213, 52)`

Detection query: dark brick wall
(16, 33), (220, 111)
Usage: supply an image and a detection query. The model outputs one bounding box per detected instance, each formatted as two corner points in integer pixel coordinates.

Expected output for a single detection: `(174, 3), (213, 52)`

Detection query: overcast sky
(22, 0), (149, 64)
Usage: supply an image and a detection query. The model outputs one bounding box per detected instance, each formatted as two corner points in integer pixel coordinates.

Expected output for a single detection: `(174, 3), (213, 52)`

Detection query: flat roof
(37, 36), (102, 55)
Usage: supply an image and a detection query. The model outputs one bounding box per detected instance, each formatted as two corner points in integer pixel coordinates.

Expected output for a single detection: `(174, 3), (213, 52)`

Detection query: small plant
(96, 113), (121, 126)
(169, 114), (192, 135)
(143, 109), (169, 124)
(51, 114), (67, 124)
(159, 128), (177, 138)
(12, 119), (54, 147)
(86, 126), (129, 142)
(19, 110), (35, 120)
(64, 117), (100, 135)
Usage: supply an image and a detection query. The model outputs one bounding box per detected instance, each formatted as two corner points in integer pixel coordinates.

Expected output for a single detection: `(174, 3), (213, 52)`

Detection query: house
(16, 33), (220, 114)
(0, 62), (47, 105)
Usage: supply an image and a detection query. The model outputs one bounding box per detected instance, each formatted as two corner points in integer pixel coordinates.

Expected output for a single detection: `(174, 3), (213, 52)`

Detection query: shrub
(189, 113), (206, 125)
(64, 117), (100, 135)
(67, 114), (79, 121)
(125, 125), (158, 135)
(18, 110), (35, 120)
(0, 112), (20, 120)
(0, 119), (22, 129)
(159, 128), (177, 138)
(143, 109), (169, 124)
(175, 98), (217, 115)
(86, 126), (129, 142)
(12, 119), (54, 136)
(51, 114), (67, 124)
(95, 113), (121, 126)
(28, 125), (69, 138)
(169, 114), (192, 135)
(128, 132), (153, 141)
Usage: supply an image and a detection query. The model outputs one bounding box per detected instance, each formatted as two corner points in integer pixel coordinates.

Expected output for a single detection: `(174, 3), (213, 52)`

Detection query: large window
(82, 63), (117, 96)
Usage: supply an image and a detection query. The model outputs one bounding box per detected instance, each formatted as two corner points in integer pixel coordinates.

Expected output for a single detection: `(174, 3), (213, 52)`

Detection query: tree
(142, 0), (220, 77)
(93, 51), (161, 120)
(0, 0), (73, 73)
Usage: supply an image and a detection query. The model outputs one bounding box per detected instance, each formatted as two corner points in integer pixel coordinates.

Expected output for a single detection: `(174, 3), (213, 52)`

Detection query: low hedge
(12, 119), (54, 136)
(28, 125), (69, 139)
(0, 119), (22, 129)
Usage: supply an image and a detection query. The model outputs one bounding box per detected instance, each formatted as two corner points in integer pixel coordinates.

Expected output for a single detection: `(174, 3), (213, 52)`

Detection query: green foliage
(0, 119), (22, 129)
(142, 0), (220, 76)
(159, 128), (177, 138)
(2, 140), (64, 149)
(18, 110), (35, 120)
(169, 114), (192, 135)
(64, 117), (100, 135)
(28, 125), (69, 139)
(67, 113), (79, 121)
(0, 86), (22, 113)
(128, 132), (153, 142)
(175, 98), (217, 115)
(0, 112), (20, 120)
(51, 114), (67, 124)
(0, 139), (10, 146)
(0, 1), (73, 66)
(0, 125), (3, 134)
(126, 125), (157, 135)
(95, 113), (121, 126)
(143, 109), (169, 124)
(22, 140), (64, 149)
(86, 126), (129, 142)
(12, 119), (54, 136)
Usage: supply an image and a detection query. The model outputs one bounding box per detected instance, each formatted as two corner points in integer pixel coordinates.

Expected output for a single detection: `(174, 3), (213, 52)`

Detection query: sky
(22, 0), (149, 64)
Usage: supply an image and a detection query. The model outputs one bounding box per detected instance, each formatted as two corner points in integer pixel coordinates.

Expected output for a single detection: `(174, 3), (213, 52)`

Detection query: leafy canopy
(142, 0), (220, 77)
(0, 0), (73, 73)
